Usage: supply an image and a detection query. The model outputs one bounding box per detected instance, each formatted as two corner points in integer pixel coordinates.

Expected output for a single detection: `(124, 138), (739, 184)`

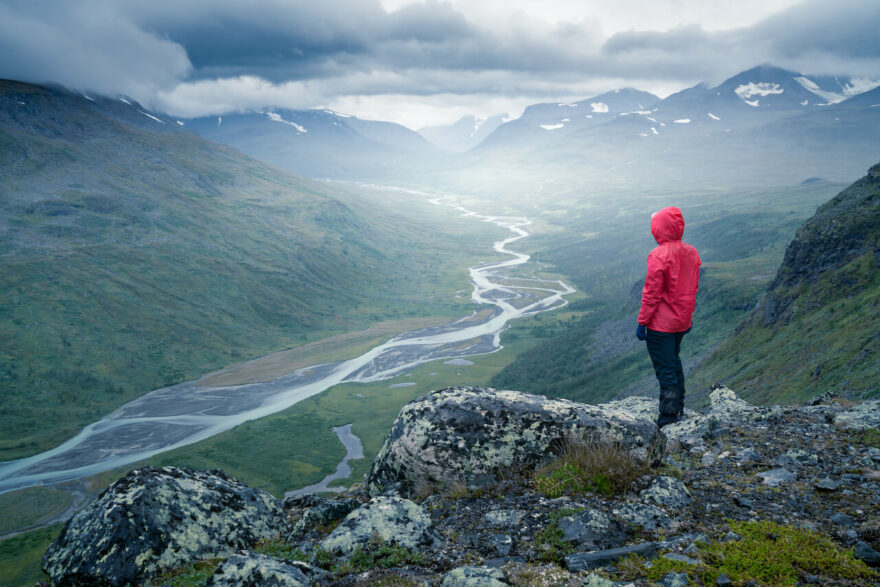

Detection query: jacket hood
(651, 206), (685, 244)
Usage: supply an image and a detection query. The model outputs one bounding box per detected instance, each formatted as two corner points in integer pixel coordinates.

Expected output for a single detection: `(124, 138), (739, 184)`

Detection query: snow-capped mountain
(184, 109), (439, 180)
(477, 88), (660, 151)
(418, 114), (508, 152)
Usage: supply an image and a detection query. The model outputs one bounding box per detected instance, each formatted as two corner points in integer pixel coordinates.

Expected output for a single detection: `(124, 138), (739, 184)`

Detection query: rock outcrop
(42, 466), (283, 585)
(365, 386), (664, 495)
(319, 496), (432, 556)
(40, 388), (880, 586)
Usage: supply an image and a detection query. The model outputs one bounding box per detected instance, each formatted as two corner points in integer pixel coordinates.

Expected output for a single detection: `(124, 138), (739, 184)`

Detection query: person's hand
(636, 324), (647, 341)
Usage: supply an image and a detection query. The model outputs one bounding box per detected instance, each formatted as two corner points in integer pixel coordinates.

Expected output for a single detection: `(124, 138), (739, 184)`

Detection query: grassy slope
(0, 83), (497, 460)
(692, 165), (880, 401)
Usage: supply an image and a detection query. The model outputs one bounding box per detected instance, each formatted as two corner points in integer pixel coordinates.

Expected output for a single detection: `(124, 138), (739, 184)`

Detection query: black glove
(636, 324), (647, 341)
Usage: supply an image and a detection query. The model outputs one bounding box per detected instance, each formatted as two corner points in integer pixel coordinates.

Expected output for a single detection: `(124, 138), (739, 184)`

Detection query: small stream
(284, 424), (364, 498)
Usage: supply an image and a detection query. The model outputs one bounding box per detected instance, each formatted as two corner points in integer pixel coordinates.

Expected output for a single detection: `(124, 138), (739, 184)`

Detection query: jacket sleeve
(637, 251), (665, 326)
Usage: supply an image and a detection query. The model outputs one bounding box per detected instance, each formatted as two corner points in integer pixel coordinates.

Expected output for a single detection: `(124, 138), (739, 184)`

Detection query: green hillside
(0, 81), (497, 460)
(692, 163), (880, 402)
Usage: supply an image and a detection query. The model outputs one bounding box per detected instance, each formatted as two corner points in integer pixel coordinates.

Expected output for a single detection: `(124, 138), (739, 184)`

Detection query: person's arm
(637, 252), (665, 327)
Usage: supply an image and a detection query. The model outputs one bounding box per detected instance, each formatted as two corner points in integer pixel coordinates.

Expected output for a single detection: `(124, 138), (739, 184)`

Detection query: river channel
(0, 196), (574, 495)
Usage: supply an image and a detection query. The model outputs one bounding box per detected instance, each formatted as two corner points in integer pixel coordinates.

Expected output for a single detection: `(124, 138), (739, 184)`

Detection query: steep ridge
(0, 80), (478, 460)
(693, 162), (880, 402)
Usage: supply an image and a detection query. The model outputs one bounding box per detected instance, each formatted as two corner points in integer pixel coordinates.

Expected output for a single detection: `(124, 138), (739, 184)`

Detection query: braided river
(0, 195), (574, 495)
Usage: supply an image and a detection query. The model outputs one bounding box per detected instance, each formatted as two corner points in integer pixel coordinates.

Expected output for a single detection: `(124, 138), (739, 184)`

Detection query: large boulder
(365, 386), (663, 495)
(42, 466), (283, 586)
(319, 496), (432, 557)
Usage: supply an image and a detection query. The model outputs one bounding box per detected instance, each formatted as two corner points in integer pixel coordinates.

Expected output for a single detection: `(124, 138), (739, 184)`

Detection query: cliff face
(41, 387), (880, 586)
(762, 161), (880, 326)
(693, 162), (880, 402)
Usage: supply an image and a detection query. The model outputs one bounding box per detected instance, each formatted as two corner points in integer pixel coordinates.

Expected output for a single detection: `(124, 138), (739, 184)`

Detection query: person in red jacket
(635, 206), (701, 428)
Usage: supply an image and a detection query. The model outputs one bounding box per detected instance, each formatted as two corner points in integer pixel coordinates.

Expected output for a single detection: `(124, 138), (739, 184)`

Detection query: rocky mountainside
(694, 162), (880, 402)
(40, 386), (880, 586)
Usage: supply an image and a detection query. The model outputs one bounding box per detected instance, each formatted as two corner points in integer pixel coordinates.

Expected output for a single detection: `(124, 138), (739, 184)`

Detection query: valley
(2, 62), (880, 585)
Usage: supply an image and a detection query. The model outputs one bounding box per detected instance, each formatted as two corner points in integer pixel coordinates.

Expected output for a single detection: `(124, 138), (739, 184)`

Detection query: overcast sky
(1, 0), (879, 128)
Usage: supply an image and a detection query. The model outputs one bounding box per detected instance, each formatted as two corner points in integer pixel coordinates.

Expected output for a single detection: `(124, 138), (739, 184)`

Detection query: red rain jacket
(637, 207), (701, 333)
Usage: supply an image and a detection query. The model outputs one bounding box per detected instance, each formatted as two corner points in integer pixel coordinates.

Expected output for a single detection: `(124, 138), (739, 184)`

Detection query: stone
(287, 497), (359, 540)
(722, 531), (742, 542)
(206, 552), (322, 586)
(558, 509), (626, 550)
(440, 565), (508, 586)
(854, 540), (880, 567)
(564, 542), (656, 571)
(365, 387), (664, 495)
(582, 572), (617, 587)
(640, 476), (693, 509)
(833, 400), (880, 430)
(772, 449), (819, 467)
(757, 468), (796, 487)
(660, 571), (691, 586)
(663, 553), (699, 565)
(490, 533), (513, 556)
(701, 452), (716, 468)
(815, 477), (840, 492)
(483, 509), (526, 528)
(733, 494), (753, 509)
(653, 387), (757, 442)
(614, 503), (674, 533)
(42, 466), (283, 586)
(736, 448), (761, 464)
(320, 496), (431, 556)
(716, 573), (732, 586)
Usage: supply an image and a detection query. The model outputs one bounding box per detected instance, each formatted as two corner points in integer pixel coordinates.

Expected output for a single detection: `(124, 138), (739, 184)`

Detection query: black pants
(646, 329), (686, 417)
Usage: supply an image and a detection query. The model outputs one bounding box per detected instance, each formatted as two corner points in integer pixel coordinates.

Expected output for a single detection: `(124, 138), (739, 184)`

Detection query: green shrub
(339, 537), (426, 573)
(532, 508), (582, 562)
(534, 435), (648, 497)
(617, 520), (880, 586)
(154, 559), (223, 587)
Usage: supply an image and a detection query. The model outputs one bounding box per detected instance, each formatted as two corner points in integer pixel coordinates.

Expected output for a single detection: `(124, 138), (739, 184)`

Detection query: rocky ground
(40, 387), (880, 586)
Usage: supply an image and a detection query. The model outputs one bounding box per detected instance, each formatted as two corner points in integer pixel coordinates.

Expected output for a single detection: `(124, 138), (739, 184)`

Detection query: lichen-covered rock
(557, 509), (628, 550)
(285, 495), (359, 541)
(319, 496), (431, 556)
(833, 399), (880, 430)
(640, 476), (693, 510)
(661, 387), (758, 441)
(365, 386), (663, 495)
(42, 466), (283, 586)
(440, 565), (508, 586)
(613, 503), (674, 533)
(206, 552), (322, 586)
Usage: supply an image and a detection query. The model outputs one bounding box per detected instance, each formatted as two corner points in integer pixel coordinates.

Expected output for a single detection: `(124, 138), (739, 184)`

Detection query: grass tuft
(534, 435), (649, 498)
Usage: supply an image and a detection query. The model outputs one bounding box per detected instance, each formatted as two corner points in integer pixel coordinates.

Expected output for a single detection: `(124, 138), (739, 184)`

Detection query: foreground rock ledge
(365, 386), (664, 495)
(42, 466), (283, 586)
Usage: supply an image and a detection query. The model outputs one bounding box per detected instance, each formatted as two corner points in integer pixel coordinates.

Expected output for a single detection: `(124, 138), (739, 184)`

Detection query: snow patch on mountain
(796, 76), (880, 104)
(735, 82), (784, 101)
(744, 99), (760, 108)
(795, 77), (841, 104)
(540, 123), (565, 130)
(138, 110), (165, 124)
(708, 113), (720, 121)
(266, 112), (307, 133)
(590, 102), (609, 113)
(674, 119), (691, 124)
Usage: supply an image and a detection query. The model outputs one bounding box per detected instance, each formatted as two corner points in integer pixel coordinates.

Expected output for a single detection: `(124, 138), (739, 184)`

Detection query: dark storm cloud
(752, 0), (880, 60)
(599, 0), (880, 81)
(0, 0), (878, 120)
